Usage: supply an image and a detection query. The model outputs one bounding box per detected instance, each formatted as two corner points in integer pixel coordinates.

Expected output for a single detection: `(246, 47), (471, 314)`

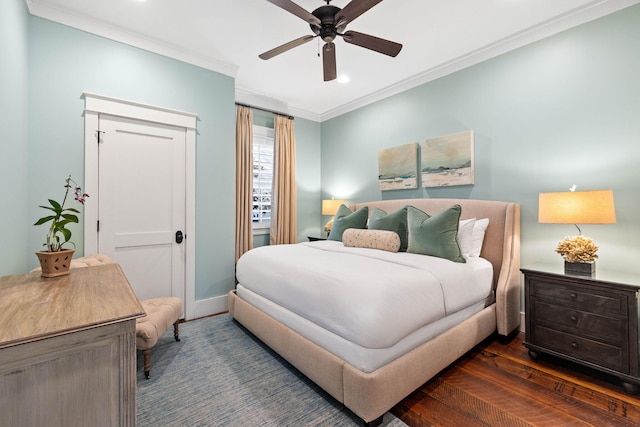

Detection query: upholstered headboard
(350, 198), (521, 335)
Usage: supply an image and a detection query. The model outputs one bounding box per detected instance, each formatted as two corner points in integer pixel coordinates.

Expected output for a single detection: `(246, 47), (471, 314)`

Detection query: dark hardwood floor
(391, 332), (640, 426)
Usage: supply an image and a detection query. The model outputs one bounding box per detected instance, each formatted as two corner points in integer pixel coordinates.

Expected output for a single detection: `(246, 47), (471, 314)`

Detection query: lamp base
(564, 261), (595, 277)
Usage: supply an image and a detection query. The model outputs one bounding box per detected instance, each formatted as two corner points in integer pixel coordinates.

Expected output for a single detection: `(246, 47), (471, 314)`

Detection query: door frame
(83, 92), (197, 320)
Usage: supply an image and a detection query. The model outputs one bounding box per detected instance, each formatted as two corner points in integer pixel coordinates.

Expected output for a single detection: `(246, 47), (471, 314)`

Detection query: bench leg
(174, 320), (181, 342)
(143, 348), (151, 379)
(140, 318), (181, 379)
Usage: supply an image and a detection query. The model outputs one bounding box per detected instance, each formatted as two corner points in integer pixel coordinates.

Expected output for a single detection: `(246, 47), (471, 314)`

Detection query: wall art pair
(378, 130), (474, 191)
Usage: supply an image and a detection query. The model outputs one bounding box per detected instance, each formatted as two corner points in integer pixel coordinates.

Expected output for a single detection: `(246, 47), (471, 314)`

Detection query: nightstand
(522, 264), (640, 393)
(307, 236), (327, 241)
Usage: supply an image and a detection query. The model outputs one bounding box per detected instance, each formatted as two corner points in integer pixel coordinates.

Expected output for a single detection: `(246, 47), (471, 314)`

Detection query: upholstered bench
(70, 253), (115, 268)
(136, 297), (184, 379)
(30, 253), (115, 272)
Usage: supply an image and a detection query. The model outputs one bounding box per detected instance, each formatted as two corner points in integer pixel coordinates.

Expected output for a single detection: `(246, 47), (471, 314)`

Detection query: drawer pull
(570, 293), (577, 300)
(571, 342), (579, 350)
(570, 314), (578, 322)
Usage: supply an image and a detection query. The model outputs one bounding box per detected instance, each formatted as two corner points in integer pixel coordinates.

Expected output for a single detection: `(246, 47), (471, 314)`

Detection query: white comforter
(235, 241), (493, 349)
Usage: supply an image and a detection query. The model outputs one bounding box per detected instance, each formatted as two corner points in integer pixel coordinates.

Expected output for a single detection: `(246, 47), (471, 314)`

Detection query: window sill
(253, 227), (270, 236)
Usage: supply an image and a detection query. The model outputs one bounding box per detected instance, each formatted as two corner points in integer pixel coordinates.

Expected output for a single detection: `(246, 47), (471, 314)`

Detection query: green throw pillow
(328, 204), (368, 241)
(368, 207), (408, 252)
(406, 205), (466, 263)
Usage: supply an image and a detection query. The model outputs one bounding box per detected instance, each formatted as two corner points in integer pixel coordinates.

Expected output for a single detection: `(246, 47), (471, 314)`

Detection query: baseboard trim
(191, 294), (229, 320)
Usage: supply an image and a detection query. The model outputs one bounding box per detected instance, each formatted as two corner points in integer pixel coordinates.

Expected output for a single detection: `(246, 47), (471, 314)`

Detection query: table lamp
(322, 199), (344, 237)
(538, 189), (615, 275)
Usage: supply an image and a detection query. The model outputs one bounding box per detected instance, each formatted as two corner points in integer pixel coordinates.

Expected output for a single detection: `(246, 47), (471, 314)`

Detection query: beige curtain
(235, 106), (254, 262)
(270, 115), (297, 245)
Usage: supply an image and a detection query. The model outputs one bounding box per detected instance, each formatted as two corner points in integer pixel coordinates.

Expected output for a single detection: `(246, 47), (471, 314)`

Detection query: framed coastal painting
(421, 130), (474, 188)
(378, 142), (418, 191)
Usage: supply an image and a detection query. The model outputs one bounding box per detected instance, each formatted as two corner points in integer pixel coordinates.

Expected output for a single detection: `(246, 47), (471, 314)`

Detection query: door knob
(176, 230), (184, 244)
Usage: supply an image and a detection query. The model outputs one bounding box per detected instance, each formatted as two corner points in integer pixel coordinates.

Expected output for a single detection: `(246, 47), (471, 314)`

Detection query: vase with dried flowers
(34, 175), (89, 277)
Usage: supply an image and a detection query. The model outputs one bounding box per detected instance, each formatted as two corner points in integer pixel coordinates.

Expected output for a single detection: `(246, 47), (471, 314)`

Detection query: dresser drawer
(534, 325), (628, 373)
(533, 300), (627, 345)
(532, 279), (628, 316)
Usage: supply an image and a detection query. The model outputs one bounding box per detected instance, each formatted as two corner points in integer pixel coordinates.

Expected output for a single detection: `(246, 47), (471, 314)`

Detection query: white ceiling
(26, 0), (640, 121)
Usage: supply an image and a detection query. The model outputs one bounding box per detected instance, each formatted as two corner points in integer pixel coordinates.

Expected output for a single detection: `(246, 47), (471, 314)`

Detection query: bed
(228, 198), (520, 425)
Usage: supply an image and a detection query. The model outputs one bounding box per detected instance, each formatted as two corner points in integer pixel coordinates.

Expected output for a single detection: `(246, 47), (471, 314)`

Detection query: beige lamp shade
(538, 190), (616, 224)
(322, 199), (344, 216)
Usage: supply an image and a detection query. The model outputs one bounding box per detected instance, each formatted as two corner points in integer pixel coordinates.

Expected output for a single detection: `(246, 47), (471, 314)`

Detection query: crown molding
(25, 0), (238, 78)
(234, 87), (322, 122)
(25, 0), (639, 122)
(317, 0), (640, 122)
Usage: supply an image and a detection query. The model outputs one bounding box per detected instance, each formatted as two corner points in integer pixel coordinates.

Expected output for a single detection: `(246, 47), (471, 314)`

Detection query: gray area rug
(137, 313), (407, 426)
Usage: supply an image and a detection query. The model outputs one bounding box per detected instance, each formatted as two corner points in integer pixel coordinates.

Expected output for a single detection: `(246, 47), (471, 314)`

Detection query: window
(252, 125), (273, 233)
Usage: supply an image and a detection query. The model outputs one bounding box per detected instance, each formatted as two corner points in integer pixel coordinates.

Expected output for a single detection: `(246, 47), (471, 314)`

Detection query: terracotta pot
(35, 249), (75, 278)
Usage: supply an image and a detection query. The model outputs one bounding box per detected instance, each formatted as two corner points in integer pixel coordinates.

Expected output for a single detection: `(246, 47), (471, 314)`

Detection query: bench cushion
(136, 297), (184, 350)
(70, 253), (115, 268)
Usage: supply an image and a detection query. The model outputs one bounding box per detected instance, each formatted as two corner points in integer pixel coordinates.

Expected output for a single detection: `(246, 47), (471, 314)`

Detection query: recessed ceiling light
(338, 75), (350, 83)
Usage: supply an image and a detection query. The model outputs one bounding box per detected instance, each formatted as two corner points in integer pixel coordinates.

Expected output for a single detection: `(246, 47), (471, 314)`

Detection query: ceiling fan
(259, 0), (402, 81)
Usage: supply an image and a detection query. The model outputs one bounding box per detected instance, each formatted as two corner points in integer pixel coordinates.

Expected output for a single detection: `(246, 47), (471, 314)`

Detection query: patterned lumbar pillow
(342, 228), (401, 253)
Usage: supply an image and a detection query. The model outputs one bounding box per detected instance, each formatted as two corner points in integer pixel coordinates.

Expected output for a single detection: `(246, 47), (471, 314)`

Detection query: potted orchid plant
(34, 175), (88, 277)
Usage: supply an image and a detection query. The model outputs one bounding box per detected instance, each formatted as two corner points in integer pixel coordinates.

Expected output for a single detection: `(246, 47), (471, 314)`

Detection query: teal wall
(294, 117), (322, 241)
(0, 5), (321, 303)
(321, 6), (640, 275)
(0, 0), (29, 276)
(23, 16), (236, 301)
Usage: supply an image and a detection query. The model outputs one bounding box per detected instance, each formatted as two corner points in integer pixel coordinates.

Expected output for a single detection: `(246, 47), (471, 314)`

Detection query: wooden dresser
(0, 264), (145, 426)
(522, 264), (640, 393)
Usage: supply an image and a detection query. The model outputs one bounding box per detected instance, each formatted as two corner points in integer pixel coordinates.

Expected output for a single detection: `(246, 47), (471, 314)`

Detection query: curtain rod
(235, 102), (293, 120)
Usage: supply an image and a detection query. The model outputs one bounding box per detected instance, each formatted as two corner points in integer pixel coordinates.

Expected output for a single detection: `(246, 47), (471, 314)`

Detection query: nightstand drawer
(534, 301), (627, 345)
(523, 266), (640, 391)
(532, 280), (628, 316)
(534, 325), (628, 373)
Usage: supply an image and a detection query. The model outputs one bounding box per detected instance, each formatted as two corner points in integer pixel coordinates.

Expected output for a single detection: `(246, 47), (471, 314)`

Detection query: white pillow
(457, 218), (476, 258)
(470, 218), (489, 257)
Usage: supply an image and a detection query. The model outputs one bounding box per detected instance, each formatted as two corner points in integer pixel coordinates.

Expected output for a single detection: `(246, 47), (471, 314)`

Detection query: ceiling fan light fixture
(338, 75), (350, 83)
(322, 33), (336, 42)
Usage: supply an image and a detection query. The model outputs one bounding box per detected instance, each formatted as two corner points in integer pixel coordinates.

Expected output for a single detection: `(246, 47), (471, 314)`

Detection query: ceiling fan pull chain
(318, 38), (321, 57)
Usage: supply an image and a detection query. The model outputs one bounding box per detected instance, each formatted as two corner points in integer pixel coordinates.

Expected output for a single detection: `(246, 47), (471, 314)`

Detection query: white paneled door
(97, 114), (186, 302)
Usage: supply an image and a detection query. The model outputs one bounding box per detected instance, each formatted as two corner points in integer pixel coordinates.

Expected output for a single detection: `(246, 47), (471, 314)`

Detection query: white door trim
(83, 92), (197, 320)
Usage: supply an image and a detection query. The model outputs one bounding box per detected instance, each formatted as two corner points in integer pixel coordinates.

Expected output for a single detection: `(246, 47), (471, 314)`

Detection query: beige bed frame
(228, 198), (521, 425)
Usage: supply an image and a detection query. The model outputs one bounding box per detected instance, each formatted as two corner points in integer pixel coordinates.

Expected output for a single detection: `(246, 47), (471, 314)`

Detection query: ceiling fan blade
(323, 42), (337, 82)
(341, 30), (402, 57)
(335, 0), (383, 27)
(266, 0), (321, 27)
(259, 35), (316, 60)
